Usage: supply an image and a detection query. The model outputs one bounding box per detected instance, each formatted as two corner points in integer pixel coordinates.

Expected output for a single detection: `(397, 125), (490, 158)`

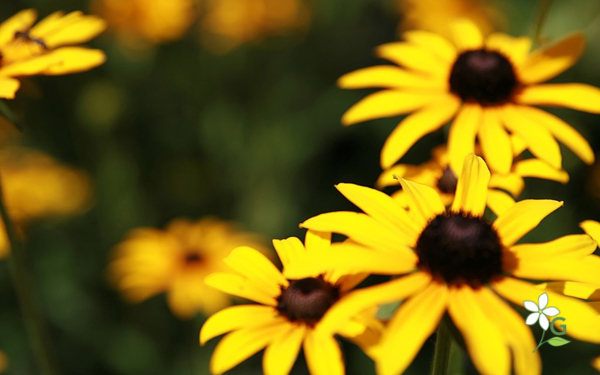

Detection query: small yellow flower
(340, 19), (599, 175)
(377, 145), (568, 215)
(0, 9), (106, 99)
(301, 154), (600, 375)
(199, 0), (311, 53)
(91, 0), (195, 46)
(109, 217), (267, 319)
(200, 231), (381, 375)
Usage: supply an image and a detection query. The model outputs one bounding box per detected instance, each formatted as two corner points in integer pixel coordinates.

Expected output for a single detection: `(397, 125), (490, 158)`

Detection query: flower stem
(432, 320), (454, 375)
(533, 329), (547, 353)
(531, 0), (554, 47)
(0, 180), (60, 375)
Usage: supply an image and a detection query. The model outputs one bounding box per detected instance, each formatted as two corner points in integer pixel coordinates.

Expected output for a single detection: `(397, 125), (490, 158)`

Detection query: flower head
(340, 19), (598, 175)
(301, 154), (600, 375)
(524, 292), (560, 331)
(109, 217), (266, 318)
(200, 230), (381, 375)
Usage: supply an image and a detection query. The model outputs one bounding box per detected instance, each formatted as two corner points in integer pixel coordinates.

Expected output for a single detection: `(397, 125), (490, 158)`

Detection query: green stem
(531, 0), (554, 47)
(0, 179), (60, 375)
(431, 320), (453, 375)
(533, 328), (547, 353)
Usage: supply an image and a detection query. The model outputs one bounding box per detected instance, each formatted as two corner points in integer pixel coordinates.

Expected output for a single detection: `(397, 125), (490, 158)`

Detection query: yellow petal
(204, 273), (278, 306)
(485, 33), (532, 68)
(263, 325), (306, 375)
(500, 105), (561, 169)
(273, 237), (306, 276)
(511, 234), (597, 259)
(381, 95), (461, 169)
(519, 33), (585, 84)
(516, 83), (600, 114)
(0, 9), (37, 47)
(493, 199), (563, 246)
(0, 47), (106, 77)
(30, 11), (106, 48)
(398, 178), (445, 228)
(513, 159), (569, 183)
(580, 220), (600, 244)
(403, 30), (457, 62)
(335, 183), (421, 242)
(300, 211), (409, 252)
(493, 277), (600, 343)
(375, 42), (450, 77)
(374, 282), (448, 375)
(539, 281), (600, 300)
(448, 286), (510, 375)
(210, 319), (290, 374)
(224, 247), (287, 296)
(509, 105), (594, 165)
(304, 330), (344, 375)
(448, 104), (482, 175)
(200, 305), (279, 344)
(0, 78), (21, 99)
(451, 19), (484, 51)
(338, 66), (444, 90)
(304, 230), (330, 255)
(451, 154), (490, 217)
(479, 107), (512, 174)
(488, 173), (524, 197)
(486, 189), (516, 217)
(510, 254), (600, 284)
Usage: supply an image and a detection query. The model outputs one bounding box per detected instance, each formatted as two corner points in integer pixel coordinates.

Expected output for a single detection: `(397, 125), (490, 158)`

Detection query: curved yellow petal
(304, 330), (344, 375)
(510, 234), (597, 259)
(513, 159), (569, 183)
(448, 104), (482, 174)
(500, 105), (561, 169)
(486, 189), (516, 217)
(448, 286), (510, 375)
(0, 9), (37, 47)
(485, 33), (532, 68)
(0, 78), (21, 99)
(374, 282), (448, 375)
(381, 95), (461, 169)
(451, 19), (484, 51)
(30, 11), (106, 48)
(304, 230), (330, 255)
(204, 273), (278, 306)
(493, 199), (563, 246)
(451, 154), (490, 217)
(224, 247), (287, 296)
(200, 305), (279, 344)
(509, 254), (600, 284)
(338, 66), (444, 90)
(263, 325), (305, 375)
(516, 83), (600, 114)
(493, 277), (600, 343)
(580, 220), (600, 244)
(398, 178), (445, 228)
(376, 42), (450, 77)
(519, 33), (585, 84)
(403, 30), (457, 62)
(488, 173), (524, 197)
(539, 281), (600, 300)
(273, 236), (306, 275)
(0, 47), (106, 77)
(479, 107), (512, 174)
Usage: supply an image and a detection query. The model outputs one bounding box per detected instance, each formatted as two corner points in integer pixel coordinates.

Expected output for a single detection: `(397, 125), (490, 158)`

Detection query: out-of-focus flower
(340, 19), (600, 176)
(0, 9), (106, 99)
(301, 154), (600, 375)
(201, 231), (381, 375)
(0, 351), (7, 372)
(91, 0), (195, 46)
(377, 145), (568, 215)
(199, 0), (311, 53)
(109, 217), (267, 318)
(398, 0), (502, 39)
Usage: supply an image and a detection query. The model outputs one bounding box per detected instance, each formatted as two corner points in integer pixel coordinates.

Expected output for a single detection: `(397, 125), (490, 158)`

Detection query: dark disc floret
(416, 212), (504, 287)
(184, 252), (203, 264)
(449, 49), (518, 105)
(437, 167), (458, 194)
(277, 276), (340, 326)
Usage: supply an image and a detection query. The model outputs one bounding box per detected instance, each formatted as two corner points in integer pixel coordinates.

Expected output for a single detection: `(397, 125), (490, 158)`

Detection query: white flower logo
(524, 292), (560, 331)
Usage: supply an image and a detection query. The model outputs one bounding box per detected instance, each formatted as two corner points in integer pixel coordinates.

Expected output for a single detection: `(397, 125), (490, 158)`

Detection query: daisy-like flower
(524, 292), (560, 331)
(109, 217), (266, 318)
(299, 154), (600, 375)
(377, 144), (568, 215)
(0, 9), (106, 99)
(339, 19), (599, 175)
(200, 231), (381, 375)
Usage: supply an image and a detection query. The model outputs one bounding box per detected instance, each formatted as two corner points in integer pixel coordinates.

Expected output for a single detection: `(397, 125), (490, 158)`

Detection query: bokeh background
(0, 0), (598, 374)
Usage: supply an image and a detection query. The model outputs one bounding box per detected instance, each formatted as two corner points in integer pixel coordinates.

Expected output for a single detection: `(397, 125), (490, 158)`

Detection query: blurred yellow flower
(91, 0), (195, 46)
(0, 9), (106, 99)
(199, 0), (311, 53)
(109, 217), (267, 318)
(0, 350), (7, 373)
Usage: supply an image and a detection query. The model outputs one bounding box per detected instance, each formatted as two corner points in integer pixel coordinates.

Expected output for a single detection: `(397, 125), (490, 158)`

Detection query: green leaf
(376, 300), (402, 320)
(546, 337), (571, 347)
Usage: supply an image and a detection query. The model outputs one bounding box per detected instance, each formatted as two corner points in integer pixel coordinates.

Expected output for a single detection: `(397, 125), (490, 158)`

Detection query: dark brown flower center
(416, 213), (503, 287)
(277, 276), (340, 326)
(437, 168), (458, 194)
(184, 252), (203, 264)
(449, 49), (517, 106)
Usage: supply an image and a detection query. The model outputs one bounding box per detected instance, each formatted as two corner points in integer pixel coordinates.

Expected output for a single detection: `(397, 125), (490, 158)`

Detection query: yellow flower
(0, 9), (106, 99)
(91, 0), (195, 46)
(0, 350), (7, 373)
(199, 0), (311, 53)
(377, 145), (568, 215)
(109, 217), (267, 319)
(340, 19), (599, 175)
(200, 231), (381, 375)
(301, 154), (600, 375)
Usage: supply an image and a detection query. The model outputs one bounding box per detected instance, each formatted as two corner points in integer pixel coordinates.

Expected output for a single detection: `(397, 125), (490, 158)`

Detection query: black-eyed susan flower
(109, 217), (266, 318)
(340, 19), (599, 175)
(0, 9), (106, 99)
(91, 0), (195, 46)
(200, 231), (381, 375)
(377, 145), (568, 215)
(299, 154), (600, 375)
